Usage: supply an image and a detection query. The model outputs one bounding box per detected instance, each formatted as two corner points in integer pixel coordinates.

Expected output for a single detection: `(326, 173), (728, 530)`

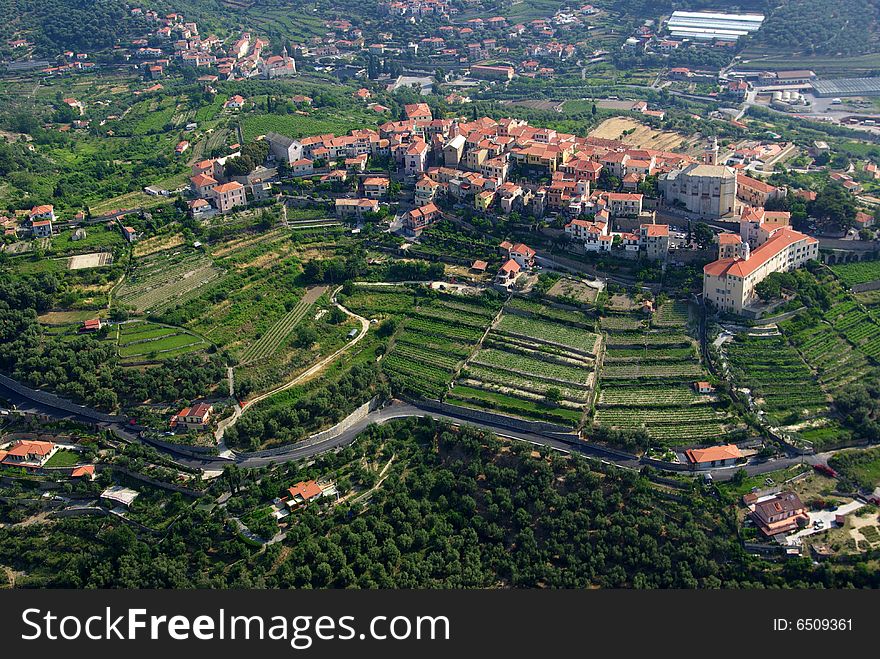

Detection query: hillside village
(1, 0), (880, 589)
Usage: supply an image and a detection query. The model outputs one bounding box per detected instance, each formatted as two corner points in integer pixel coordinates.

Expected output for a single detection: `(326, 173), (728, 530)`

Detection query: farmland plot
(240, 286), (326, 364)
(594, 309), (739, 445)
(117, 250), (223, 313)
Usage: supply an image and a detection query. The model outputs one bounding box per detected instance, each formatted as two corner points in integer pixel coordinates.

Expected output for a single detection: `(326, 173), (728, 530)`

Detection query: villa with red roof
(703, 227), (819, 313)
(685, 444), (742, 470)
(170, 403), (213, 431)
(1, 440), (58, 468)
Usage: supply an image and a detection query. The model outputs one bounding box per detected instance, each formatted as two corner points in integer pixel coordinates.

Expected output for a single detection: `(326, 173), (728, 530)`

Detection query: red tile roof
(685, 444), (742, 464)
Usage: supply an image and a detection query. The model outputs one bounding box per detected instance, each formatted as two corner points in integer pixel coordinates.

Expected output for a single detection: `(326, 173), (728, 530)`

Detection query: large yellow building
(703, 228), (819, 313)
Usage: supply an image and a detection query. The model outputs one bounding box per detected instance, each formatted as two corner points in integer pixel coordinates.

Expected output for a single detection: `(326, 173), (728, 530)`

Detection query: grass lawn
(44, 450), (82, 468)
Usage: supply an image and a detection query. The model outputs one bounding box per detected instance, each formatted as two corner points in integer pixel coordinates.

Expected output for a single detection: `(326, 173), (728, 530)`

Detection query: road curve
(214, 289), (371, 446)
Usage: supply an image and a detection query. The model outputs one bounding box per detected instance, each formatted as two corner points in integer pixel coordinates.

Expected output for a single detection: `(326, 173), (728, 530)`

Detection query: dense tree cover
(811, 186), (858, 232)
(835, 380), (880, 445)
(223, 363), (386, 451)
(755, 268), (829, 305)
(0, 0), (152, 55)
(0, 273), (225, 411)
(747, 0), (879, 56)
(4, 418), (880, 588)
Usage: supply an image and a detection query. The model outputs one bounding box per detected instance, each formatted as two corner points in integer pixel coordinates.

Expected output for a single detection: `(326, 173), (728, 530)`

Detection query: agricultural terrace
(831, 260), (880, 288)
(343, 284), (501, 400)
(116, 249), (223, 314)
(725, 334), (829, 429)
(115, 320), (207, 364)
(452, 298), (599, 428)
(595, 300), (740, 445)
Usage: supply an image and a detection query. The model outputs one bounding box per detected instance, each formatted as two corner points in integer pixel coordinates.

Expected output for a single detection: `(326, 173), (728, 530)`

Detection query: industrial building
(812, 78), (880, 98)
(666, 11), (765, 41)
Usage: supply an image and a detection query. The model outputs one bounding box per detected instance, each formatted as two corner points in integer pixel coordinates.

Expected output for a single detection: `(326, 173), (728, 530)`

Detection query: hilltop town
(0, 1), (880, 590)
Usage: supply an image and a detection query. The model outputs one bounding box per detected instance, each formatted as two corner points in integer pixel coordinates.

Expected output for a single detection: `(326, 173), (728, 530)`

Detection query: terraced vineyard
(725, 334), (829, 426)
(117, 249), (223, 313)
(449, 298), (600, 428)
(116, 321), (207, 363)
(831, 260), (880, 288)
(594, 301), (741, 445)
(240, 287), (326, 364)
(343, 285), (502, 400)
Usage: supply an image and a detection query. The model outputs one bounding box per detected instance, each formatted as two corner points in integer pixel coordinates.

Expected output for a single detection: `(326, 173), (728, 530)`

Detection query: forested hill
(747, 0), (880, 56)
(0, 0), (151, 55)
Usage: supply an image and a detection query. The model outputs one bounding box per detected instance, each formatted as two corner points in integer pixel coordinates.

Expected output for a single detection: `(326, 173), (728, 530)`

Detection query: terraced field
(116, 321), (207, 363)
(449, 298), (600, 428)
(240, 287), (326, 364)
(595, 301), (739, 445)
(726, 334), (829, 426)
(341, 286), (502, 400)
(117, 250), (223, 313)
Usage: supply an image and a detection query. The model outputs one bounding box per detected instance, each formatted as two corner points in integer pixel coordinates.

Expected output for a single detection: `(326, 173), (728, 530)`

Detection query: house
(495, 258), (521, 288)
(29, 204), (55, 223)
(0, 440), (58, 468)
(335, 198), (379, 220)
(694, 381), (715, 394)
(224, 94), (245, 109)
(684, 444), (742, 470)
(122, 226), (138, 243)
(80, 318), (103, 333)
(286, 480), (324, 508)
(363, 177), (390, 199)
(290, 158), (314, 176)
(471, 260), (488, 273)
(31, 220), (53, 238)
(854, 211), (875, 229)
(404, 139), (429, 176)
(751, 491), (809, 536)
(175, 140), (190, 154)
(191, 173), (218, 198)
(607, 192), (643, 217)
(189, 198), (215, 218)
(211, 181), (247, 213)
(737, 173), (785, 207)
(639, 224), (670, 260)
(504, 242), (535, 269)
(71, 465), (96, 480)
(414, 176), (439, 204)
(170, 403), (213, 430)
(404, 103), (433, 122)
(403, 202), (441, 235)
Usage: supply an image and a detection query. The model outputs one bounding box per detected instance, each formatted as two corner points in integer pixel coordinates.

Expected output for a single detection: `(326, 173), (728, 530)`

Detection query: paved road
(0, 373), (840, 481)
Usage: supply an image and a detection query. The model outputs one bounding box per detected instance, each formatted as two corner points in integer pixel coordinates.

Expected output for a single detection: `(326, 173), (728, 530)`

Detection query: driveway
(787, 500), (865, 545)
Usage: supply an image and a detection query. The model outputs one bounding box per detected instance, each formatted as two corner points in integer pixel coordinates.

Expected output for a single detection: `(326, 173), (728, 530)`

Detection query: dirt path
(214, 288), (371, 448)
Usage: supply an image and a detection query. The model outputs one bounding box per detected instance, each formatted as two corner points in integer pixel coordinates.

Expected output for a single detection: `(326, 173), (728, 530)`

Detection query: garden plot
(831, 261), (880, 288)
(652, 300), (690, 328)
(68, 252), (113, 270)
(117, 251), (223, 313)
